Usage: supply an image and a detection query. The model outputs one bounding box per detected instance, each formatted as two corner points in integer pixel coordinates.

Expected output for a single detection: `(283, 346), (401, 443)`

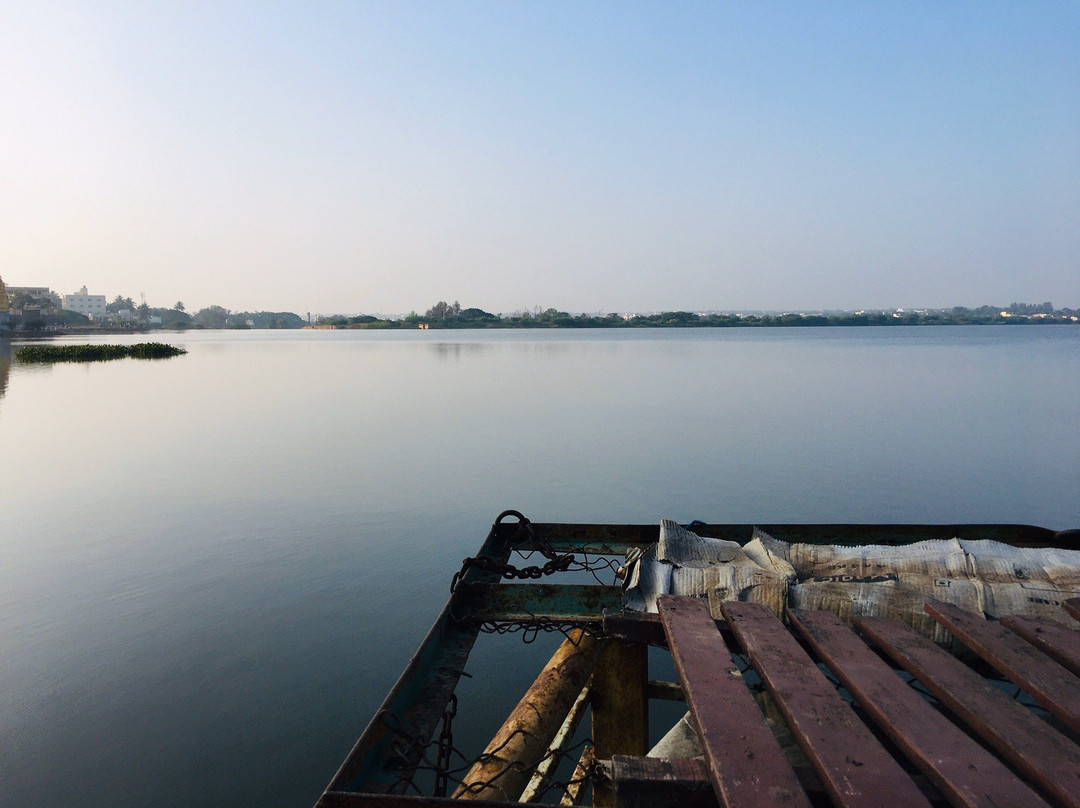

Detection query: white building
(62, 286), (108, 319)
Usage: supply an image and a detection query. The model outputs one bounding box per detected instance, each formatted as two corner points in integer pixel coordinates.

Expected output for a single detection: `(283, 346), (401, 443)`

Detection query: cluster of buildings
(0, 276), (125, 330)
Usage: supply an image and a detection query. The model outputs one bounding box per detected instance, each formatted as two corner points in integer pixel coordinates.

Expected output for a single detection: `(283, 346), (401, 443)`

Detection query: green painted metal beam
(453, 582), (623, 623)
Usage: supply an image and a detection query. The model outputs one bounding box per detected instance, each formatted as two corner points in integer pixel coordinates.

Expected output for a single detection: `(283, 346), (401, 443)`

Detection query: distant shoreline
(306, 302), (1080, 330)
(6, 318), (1079, 336)
(4, 304), (1077, 335)
(306, 311), (1079, 330)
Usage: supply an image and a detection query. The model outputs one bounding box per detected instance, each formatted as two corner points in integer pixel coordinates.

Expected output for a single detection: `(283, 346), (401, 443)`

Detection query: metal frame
(317, 513), (1080, 807)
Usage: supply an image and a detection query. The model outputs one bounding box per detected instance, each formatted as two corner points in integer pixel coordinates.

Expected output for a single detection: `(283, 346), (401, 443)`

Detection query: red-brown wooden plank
(609, 755), (845, 808)
(721, 601), (930, 808)
(790, 609), (1049, 808)
(925, 601), (1080, 733)
(1065, 598), (1080, 623)
(656, 595), (811, 808)
(1002, 614), (1080, 677)
(856, 615), (1080, 808)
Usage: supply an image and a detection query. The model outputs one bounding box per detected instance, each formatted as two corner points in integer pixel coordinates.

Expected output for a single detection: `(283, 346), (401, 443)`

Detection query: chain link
(432, 694), (457, 797)
(451, 512), (577, 593)
(398, 714), (597, 804)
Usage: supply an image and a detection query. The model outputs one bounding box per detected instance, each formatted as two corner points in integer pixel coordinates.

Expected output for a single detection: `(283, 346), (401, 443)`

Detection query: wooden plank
(925, 601), (1080, 733)
(606, 755), (940, 808)
(1066, 598), (1080, 623)
(790, 609), (1048, 808)
(856, 615), (1080, 808)
(656, 595), (811, 808)
(1002, 614), (1080, 677)
(610, 756), (718, 808)
(602, 609), (669, 645)
(590, 639), (649, 807)
(721, 601), (930, 808)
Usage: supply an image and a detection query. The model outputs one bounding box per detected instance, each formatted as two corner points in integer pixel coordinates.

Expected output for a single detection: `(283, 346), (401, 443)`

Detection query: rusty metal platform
(317, 512), (1080, 808)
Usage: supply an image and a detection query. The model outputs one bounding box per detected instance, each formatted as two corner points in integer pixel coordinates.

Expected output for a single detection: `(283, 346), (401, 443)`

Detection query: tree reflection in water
(0, 340), (10, 400)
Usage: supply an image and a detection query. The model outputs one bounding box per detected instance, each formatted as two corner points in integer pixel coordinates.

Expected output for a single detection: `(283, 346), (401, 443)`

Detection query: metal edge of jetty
(317, 510), (1080, 808)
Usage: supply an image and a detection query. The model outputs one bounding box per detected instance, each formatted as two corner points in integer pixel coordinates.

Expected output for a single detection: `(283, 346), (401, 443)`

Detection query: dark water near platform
(1, 326), (1077, 806)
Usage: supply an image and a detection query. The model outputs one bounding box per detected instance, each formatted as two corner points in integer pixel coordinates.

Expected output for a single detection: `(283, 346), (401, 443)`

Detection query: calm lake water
(1, 326), (1078, 807)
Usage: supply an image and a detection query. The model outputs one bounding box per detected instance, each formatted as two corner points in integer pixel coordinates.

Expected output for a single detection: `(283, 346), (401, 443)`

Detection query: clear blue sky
(2, 2), (1077, 314)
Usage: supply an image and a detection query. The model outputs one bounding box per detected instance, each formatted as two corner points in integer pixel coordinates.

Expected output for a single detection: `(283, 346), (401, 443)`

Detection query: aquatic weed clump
(15, 343), (187, 363)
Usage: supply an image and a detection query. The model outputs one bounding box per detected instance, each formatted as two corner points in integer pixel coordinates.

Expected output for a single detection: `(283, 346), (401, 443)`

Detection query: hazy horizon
(2, 3), (1077, 314)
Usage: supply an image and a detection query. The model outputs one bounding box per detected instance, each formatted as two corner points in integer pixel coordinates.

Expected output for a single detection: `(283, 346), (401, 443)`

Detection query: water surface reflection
(0, 340), (10, 400)
(0, 326), (1077, 808)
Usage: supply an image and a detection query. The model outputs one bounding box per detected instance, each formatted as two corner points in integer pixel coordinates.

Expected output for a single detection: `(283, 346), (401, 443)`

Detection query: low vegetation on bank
(6, 286), (1076, 333)
(15, 343), (187, 363)
(313, 301), (1079, 329)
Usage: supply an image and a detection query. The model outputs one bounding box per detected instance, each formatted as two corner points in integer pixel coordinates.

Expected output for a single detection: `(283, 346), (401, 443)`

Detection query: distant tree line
(184, 306), (304, 330)
(313, 301), (1079, 330)
(7, 290), (308, 332)
(8, 289), (1078, 333)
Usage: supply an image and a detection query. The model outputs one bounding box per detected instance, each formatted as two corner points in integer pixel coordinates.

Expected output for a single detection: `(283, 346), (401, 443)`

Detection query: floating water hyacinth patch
(15, 343), (187, 362)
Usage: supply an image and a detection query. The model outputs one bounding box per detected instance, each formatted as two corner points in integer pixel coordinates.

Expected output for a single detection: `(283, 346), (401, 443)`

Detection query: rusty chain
(450, 511), (576, 593)
(451, 510), (621, 594)
(432, 694), (457, 797)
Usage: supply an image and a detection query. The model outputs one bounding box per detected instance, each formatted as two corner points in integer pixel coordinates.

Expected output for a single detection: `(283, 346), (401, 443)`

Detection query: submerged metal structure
(317, 511), (1080, 808)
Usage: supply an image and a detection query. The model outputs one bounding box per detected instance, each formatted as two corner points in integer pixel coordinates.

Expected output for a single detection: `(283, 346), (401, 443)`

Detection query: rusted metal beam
(323, 524), (513, 797)
(856, 615), (1080, 808)
(791, 609), (1048, 808)
(323, 616), (478, 794)
(646, 680), (684, 701)
(590, 639), (648, 807)
(657, 594), (811, 808)
(602, 609), (736, 647)
(518, 684), (592, 803)
(453, 629), (602, 802)
(723, 602), (930, 808)
(558, 745), (594, 806)
(317, 793), (523, 808)
(925, 600), (1080, 733)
